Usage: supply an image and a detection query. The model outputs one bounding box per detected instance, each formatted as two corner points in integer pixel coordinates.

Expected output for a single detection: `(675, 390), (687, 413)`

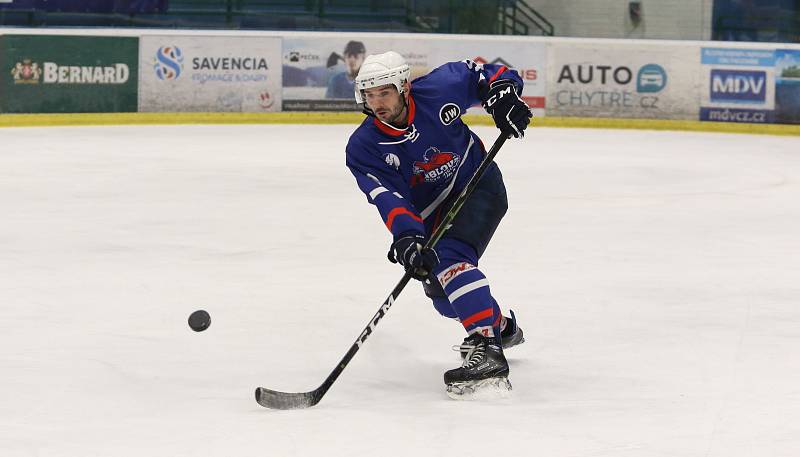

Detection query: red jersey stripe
(385, 207), (422, 231)
(488, 66), (508, 83)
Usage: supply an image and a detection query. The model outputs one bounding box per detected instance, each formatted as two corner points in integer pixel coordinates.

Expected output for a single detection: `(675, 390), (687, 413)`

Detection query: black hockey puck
(188, 310), (211, 332)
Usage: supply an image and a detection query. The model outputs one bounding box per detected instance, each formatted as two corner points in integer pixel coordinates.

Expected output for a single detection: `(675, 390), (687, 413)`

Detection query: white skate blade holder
(446, 376), (512, 401)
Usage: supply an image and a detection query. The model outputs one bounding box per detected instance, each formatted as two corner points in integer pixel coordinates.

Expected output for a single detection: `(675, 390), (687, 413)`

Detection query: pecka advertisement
(281, 34), (544, 116)
(547, 41), (700, 120)
(138, 36), (282, 112)
(281, 36), (431, 111)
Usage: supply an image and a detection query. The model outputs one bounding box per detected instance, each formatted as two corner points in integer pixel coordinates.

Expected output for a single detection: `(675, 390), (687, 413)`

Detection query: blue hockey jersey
(345, 60), (523, 239)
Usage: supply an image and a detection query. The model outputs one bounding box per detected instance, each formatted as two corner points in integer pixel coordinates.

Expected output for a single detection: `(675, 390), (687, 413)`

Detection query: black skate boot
(457, 309), (524, 359)
(445, 333), (511, 399)
(500, 309), (525, 350)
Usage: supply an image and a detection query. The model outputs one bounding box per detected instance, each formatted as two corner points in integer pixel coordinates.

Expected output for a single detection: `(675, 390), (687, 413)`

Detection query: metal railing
(498, 0), (554, 36)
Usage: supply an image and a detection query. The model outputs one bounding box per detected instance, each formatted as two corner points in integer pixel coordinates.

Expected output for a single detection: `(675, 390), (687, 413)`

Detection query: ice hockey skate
(445, 333), (511, 400)
(456, 309), (525, 359)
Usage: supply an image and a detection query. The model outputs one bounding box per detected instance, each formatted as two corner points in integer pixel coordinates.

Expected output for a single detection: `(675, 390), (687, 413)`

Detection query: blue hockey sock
(433, 239), (503, 337)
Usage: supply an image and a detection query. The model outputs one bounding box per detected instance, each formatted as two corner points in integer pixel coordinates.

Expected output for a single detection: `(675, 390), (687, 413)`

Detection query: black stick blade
(255, 387), (320, 410)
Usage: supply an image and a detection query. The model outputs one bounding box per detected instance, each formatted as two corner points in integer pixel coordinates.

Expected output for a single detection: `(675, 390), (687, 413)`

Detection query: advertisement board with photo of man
(282, 36), (431, 111)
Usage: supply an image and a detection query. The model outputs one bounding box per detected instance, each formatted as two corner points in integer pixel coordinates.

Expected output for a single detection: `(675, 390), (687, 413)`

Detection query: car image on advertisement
(639, 71), (663, 88)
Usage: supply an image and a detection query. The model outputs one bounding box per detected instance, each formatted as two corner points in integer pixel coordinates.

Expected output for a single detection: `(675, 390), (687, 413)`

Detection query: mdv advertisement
(699, 47), (775, 123)
(138, 36), (282, 112)
(547, 42), (700, 119)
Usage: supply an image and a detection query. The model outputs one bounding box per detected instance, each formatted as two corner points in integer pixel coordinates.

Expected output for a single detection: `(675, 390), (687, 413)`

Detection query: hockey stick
(255, 133), (509, 409)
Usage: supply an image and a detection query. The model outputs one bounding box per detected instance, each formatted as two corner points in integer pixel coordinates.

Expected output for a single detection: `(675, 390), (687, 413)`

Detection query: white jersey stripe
(420, 136), (475, 220)
(369, 186), (388, 200)
(447, 278), (490, 303)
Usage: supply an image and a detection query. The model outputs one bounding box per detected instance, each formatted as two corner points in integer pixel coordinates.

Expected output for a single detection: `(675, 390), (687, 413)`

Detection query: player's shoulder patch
(439, 102), (461, 125)
(383, 153), (400, 170)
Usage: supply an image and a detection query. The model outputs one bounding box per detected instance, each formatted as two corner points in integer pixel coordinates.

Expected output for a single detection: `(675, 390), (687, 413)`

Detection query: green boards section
(1, 35), (138, 113)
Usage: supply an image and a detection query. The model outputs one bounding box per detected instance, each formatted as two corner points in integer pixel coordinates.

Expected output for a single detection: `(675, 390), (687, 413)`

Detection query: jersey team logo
(439, 103), (461, 125)
(410, 147), (461, 187)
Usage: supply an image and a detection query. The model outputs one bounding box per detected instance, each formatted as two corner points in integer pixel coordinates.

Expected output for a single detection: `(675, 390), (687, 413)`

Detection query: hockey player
(345, 51), (532, 398)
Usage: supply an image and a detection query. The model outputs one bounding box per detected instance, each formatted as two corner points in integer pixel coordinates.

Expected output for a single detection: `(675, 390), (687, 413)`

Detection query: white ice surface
(1, 124), (799, 457)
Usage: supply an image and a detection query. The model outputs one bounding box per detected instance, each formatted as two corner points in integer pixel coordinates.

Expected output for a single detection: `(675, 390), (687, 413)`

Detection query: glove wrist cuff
(394, 231), (425, 242)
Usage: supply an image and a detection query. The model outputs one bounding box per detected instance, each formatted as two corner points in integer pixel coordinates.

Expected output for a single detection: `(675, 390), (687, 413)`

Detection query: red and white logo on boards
(259, 90), (274, 109)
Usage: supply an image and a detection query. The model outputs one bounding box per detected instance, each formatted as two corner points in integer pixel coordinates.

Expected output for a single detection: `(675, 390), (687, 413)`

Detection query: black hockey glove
(387, 233), (440, 281)
(481, 79), (532, 138)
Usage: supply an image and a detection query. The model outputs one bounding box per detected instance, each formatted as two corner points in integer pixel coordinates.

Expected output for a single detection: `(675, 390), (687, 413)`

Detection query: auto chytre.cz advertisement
(547, 42), (700, 120)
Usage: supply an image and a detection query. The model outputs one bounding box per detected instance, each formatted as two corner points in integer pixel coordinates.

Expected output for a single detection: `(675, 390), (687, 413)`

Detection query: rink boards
(1, 28), (800, 128)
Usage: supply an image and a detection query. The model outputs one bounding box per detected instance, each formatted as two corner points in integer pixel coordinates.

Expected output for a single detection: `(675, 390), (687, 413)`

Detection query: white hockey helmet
(354, 51), (411, 104)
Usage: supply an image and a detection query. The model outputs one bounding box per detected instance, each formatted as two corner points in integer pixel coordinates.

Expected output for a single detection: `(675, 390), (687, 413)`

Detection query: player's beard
(375, 97), (408, 128)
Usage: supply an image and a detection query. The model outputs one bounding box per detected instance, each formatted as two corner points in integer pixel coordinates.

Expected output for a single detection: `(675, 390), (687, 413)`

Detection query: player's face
(345, 52), (365, 76)
(364, 84), (406, 125)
